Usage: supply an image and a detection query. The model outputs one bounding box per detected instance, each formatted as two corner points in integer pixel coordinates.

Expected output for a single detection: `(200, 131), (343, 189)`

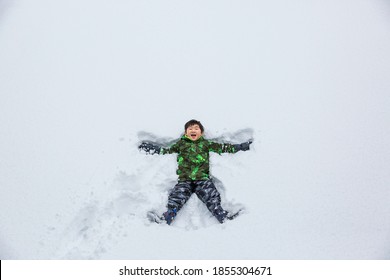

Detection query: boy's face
(185, 124), (203, 141)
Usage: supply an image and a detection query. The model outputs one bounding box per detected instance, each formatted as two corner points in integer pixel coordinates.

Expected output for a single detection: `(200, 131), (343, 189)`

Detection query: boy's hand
(139, 142), (161, 154)
(233, 140), (252, 152)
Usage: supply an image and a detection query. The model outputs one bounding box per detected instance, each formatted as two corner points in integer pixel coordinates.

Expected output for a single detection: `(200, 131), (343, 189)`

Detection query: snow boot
(215, 210), (228, 223)
(162, 208), (177, 225)
(216, 209), (243, 223)
(226, 210), (242, 220)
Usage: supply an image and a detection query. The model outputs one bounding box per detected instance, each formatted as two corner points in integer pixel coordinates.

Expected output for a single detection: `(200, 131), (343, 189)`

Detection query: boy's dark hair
(185, 119), (204, 133)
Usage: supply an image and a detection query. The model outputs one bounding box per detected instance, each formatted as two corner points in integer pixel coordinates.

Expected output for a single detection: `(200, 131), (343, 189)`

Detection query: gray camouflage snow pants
(167, 179), (227, 223)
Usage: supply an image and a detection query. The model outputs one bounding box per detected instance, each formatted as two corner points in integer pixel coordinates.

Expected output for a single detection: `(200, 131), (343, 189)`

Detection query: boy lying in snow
(138, 119), (252, 224)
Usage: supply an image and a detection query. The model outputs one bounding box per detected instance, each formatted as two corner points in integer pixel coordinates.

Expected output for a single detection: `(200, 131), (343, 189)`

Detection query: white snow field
(1, 0), (390, 259)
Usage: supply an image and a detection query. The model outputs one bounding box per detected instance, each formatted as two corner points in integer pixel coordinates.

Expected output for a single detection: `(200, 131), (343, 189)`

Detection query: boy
(139, 119), (252, 225)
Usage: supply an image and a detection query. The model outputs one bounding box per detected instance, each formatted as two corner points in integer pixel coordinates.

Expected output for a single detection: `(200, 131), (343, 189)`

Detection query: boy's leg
(194, 179), (228, 223)
(163, 181), (193, 224)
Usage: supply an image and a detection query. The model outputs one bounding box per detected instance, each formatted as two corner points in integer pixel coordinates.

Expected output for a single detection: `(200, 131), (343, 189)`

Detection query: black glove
(138, 142), (161, 154)
(233, 140), (252, 152)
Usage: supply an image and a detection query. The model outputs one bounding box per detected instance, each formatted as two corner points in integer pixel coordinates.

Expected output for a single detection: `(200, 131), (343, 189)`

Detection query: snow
(1, 0), (390, 259)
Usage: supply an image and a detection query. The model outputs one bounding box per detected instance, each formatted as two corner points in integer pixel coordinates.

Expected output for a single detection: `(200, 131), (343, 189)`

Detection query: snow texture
(1, 0), (390, 259)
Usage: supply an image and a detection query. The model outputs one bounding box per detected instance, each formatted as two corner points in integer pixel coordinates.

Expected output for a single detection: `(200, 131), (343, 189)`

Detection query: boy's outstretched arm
(138, 141), (180, 155)
(209, 140), (253, 154)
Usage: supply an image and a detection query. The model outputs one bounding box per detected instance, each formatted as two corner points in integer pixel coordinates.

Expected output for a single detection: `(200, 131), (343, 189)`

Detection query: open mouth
(190, 133), (197, 138)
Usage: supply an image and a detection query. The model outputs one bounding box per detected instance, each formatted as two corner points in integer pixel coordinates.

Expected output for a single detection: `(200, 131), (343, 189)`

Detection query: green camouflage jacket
(161, 135), (237, 181)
